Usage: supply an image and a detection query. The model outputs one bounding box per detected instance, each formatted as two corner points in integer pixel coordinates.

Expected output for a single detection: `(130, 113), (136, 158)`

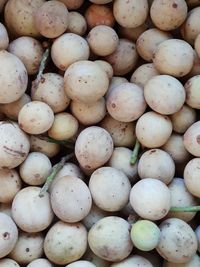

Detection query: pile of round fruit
(2, 0), (200, 266)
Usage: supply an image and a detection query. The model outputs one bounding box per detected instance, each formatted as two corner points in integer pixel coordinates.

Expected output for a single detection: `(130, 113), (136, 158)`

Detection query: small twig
(170, 206), (200, 212)
(39, 153), (74, 197)
(130, 139), (140, 165)
(39, 136), (75, 149)
(37, 47), (50, 78)
(32, 46), (50, 91)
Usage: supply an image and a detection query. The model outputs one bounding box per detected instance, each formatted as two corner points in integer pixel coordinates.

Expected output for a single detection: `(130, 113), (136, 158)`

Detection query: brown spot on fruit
(3, 146), (26, 157)
(172, 3), (178, 8)
(112, 103), (116, 108)
(3, 232), (10, 240)
(149, 149), (156, 154)
(41, 76), (45, 83)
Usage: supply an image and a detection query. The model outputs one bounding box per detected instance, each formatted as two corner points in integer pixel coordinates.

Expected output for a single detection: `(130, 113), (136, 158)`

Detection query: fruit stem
(37, 47), (50, 79)
(130, 139), (140, 165)
(39, 152), (74, 197)
(170, 206), (200, 212)
(40, 136), (75, 149)
(32, 46), (50, 91)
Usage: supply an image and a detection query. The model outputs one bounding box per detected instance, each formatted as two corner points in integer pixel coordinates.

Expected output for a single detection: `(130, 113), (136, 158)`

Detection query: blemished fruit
(64, 60), (109, 103)
(87, 25), (119, 56)
(75, 126), (113, 170)
(88, 216), (133, 262)
(0, 121), (30, 169)
(44, 221), (87, 265)
(110, 255), (153, 267)
(138, 148), (175, 184)
(0, 1), (200, 265)
(130, 178), (171, 220)
(8, 36), (43, 75)
(0, 258), (20, 267)
(157, 218), (198, 263)
(106, 82), (146, 122)
(50, 175), (92, 223)
(11, 187), (54, 233)
(136, 111), (173, 148)
(153, 39), (194, 77)
(0, 50), (28, 104)
(0, 213), (18, 258)
(9, 231), (44, 264)
(34, 0), (69, 39)
(51, 33), (90, 71)
(144, 75), (186, 115)
(18, 101), (54, 135)
(89, 166), (131, 212)
(136, 29), (172, 62)
(150, 0), (188, 31)
(167, 178), (198, 222)
(113, 0), (149, 28)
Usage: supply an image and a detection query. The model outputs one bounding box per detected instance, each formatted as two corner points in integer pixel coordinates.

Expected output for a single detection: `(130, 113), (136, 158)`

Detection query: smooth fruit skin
(131, 220), (161, 251)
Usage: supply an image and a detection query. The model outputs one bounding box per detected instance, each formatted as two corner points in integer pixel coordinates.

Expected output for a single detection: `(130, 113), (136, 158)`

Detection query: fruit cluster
(0, 0), (200, 267)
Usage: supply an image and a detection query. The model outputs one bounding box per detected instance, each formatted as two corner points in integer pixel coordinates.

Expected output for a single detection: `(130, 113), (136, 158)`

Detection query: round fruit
(131, 220), (160, 251)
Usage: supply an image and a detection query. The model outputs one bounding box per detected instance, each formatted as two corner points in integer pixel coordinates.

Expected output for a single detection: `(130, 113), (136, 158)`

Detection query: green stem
(130, 139), (140, 165)
(37, 47), (50, 79)
(32, 47), (50, 91)
(40, 136), (75, 149)
(170, 206), (200, 212)
(39, 153), (74, 197)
